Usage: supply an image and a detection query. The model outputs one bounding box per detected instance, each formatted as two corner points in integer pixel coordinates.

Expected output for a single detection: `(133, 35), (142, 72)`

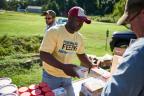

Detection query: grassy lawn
(0, 11), (128, 55)
(0, 53), (42, 87)
(0, 11), (45, 36)
(0, 11), (128, 86)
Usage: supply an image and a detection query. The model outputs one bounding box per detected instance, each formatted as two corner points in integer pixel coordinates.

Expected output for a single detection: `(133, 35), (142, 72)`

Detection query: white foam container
(0, 84), (18, 95)
(0, 78), (12, 88)
(74, 66), (88, 78)
(2, 93), (18, 96)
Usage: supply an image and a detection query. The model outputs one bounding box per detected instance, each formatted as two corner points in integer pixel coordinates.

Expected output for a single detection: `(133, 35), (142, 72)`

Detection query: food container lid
(29, 84), (39, 91)
(31, 89), (41, 95)
(20, 92), (31, 96)
(3, 93), (18, 96)
(18, 87), (29, 93)
(0, 84), (17, 95)
(0, 78), (12, 87)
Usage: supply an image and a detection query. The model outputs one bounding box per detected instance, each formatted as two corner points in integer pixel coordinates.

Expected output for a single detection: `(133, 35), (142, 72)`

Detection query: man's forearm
(77, 53), (92, 68)
(40, 51), (64, 70)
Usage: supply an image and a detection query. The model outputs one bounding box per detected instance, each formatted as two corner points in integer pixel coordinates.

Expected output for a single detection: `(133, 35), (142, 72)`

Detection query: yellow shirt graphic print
(39, 25), (84, 78)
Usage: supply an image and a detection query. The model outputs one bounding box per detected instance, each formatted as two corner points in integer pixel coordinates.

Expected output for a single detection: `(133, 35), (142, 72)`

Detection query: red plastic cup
(20, 92), (31, 96)
(31, 89), (41, 96)
(39, 82), (48, 88)
(29, 84), (39, 92)
(41, 86), (52, 93)
(45, 91), (55, 96)
(18, 87), (29, 94)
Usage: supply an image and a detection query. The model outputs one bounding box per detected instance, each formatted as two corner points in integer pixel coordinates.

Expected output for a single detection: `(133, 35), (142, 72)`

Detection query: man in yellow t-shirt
(39, 6), (93, 96)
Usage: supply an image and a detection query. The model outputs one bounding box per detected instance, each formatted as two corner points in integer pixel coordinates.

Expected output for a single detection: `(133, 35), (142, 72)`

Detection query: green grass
(0, 53), (42, 86)
(0, 11), (45, 36)
(0, 63), (42, 87)
(0, 11), (128, 56)
(80, 22), (127, 56)
(0, 64), (42, 87)
(11, 64), (42, 87)
(0, 11), (128, 86)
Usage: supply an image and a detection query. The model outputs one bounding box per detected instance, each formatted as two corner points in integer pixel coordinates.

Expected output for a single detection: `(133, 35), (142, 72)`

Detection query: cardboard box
(113, 47), (126, 56)
(89, 67), (111, 82)
(74, 66), (88, 78)
(80, 77), (105, 96)
(111, 55), (123, 74)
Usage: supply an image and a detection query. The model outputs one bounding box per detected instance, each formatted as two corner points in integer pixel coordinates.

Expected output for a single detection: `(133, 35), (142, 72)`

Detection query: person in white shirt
(42, 10), (57, 31)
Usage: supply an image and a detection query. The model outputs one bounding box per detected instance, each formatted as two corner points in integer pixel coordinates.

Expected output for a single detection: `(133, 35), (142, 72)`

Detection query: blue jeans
(42, 70), (75, 96)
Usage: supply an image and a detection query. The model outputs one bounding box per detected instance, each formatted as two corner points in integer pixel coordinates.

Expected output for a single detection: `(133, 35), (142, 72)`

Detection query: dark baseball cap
(117, 0), (144, 25)
(68, 6), (91, 24)
(41, 10), (56, 17)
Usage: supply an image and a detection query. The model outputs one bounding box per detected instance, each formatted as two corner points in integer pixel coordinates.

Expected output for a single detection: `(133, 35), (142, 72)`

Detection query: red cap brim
(78, 16), (91, 24)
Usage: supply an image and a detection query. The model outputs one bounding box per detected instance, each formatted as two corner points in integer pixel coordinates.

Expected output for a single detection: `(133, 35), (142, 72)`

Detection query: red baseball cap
(68, 6), (91, 24)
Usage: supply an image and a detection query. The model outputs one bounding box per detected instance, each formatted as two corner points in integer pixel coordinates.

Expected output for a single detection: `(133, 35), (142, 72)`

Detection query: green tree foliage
(113, 0), (125, 17)
(7, 0), (19, 11)
(55, 0), (66, 16)
(0, 0), (7, 9)
(67, 0), (77, 11)
(3, 0), (123, 17)
(76, 0), (84, 8)
(76, 0), (98, 15)
(47, 1), (59, 15)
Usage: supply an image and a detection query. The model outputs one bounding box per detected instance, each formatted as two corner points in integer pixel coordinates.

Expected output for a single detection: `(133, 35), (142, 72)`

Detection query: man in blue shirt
(101, 0), (144, 96)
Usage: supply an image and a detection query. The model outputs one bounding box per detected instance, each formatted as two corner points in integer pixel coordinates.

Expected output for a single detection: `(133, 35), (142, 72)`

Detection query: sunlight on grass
(0, 11), (129, 86)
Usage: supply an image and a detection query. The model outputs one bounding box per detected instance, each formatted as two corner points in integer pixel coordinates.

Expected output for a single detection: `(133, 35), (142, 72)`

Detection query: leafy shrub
(0, 35), (42, 56)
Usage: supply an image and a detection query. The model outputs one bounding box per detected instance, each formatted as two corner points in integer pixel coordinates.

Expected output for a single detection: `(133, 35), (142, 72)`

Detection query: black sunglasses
(45, 17), (52, 20)
(125, 10), (141, 24)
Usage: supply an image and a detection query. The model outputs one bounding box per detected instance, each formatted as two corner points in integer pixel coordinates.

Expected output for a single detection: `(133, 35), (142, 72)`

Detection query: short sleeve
(77, 35), (85, 54)
(39, 28), (57, 54)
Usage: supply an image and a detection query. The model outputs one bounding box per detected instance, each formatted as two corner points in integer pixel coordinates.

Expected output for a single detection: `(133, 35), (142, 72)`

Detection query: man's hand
(62, 64), (79, 78)
(95, 60), (102, 68)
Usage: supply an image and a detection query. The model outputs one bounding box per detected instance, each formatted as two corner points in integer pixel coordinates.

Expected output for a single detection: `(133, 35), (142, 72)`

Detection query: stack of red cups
(18, 82), (54, 96)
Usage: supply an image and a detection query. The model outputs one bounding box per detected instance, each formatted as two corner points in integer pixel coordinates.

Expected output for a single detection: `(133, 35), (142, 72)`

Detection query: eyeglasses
(45, 17), (52, 20)
(125, 10), (141, 23)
